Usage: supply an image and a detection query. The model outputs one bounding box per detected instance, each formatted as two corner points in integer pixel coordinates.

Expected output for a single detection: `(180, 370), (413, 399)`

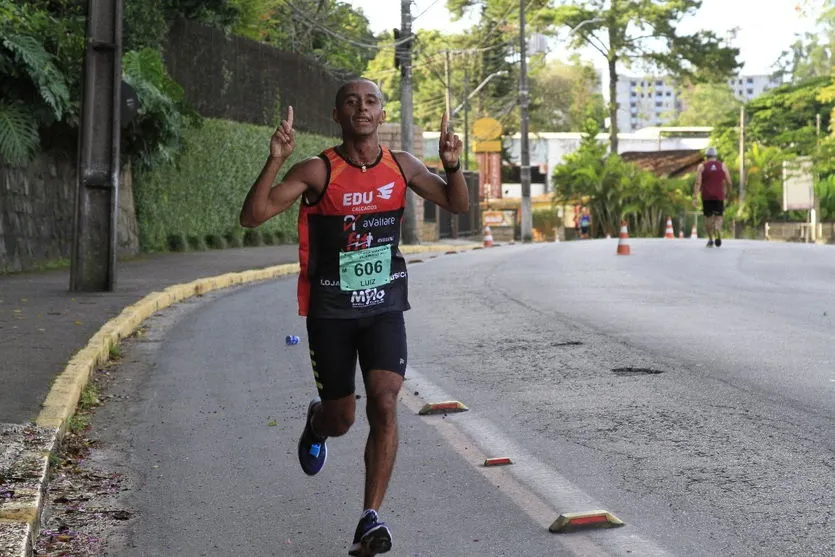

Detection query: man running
(693, 146), (732, 247)
(239, 78), (468, 556)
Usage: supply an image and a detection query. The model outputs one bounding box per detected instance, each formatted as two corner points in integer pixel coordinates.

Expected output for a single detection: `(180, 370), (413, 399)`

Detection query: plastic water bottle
(285, 335), (300, 346)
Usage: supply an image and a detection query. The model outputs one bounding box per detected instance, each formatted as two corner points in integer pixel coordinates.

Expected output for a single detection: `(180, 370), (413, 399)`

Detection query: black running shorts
(306, 311), (407, 400)
(702, 199), (724, 217)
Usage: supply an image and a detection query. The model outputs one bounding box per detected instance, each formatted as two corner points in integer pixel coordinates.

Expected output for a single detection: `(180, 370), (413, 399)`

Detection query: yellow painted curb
(35, 262), (299, 432)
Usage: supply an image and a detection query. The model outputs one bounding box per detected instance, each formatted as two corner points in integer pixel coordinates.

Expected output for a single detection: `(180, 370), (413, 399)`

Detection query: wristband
(443, 160), (461, 173)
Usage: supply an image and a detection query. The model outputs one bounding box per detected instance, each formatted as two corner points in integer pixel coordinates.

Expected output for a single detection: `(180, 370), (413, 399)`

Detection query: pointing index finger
(441, 111), (448, 135)
(287, 106), (294, 128)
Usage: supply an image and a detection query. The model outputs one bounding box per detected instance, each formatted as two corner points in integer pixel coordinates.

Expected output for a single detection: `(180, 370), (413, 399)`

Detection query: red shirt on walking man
(693, 147), (732, 248)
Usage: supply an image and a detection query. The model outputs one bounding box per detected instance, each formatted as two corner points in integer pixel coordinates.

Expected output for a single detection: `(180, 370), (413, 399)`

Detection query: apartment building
(615, 73), (782, 132)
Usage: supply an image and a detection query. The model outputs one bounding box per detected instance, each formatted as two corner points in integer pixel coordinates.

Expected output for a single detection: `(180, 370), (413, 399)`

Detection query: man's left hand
(438, 111), (463, 169)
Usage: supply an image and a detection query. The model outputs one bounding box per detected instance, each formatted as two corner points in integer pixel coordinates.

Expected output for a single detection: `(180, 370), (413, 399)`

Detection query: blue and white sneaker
(297, 397), (327, 476)
(348, 510), (392, 556)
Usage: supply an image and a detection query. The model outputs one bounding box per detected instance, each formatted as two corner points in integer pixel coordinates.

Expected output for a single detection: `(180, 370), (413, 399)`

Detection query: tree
(528, 57), (605, 131)
(0, 0), (79, 166)
(552, 0), (739, 153)
(254, 0), (376, 77)
(710, 77), (835, 230)
(446, 0), (565, 134)
(551, 116), (687, 236)
(674, 82), (741, 126)
(773, 3), (834, 83)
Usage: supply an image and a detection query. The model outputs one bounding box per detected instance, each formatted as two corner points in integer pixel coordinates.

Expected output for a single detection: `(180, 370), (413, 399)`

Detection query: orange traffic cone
(616, 221), (631, 255)
(483, 225), (494, 247)
(664, 217), (675, 239)
(690, 225), (698, 239)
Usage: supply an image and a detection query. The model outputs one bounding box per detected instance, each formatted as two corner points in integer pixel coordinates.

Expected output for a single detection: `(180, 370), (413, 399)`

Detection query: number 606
(355, 261), (384, 276)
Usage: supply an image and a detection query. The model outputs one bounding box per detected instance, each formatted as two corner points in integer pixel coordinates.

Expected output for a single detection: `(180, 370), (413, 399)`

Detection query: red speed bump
(549, 510), (624, 533)
(418, 401), (469, 415)
(483, 457), (513, 467)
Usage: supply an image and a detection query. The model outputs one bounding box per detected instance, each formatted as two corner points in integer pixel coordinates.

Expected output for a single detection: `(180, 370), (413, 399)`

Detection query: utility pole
(463, 68), (469, 170)
(444, 49), (459, 238)
(444, 50), (452, 122)
(519, 0), (532, 243)
(738, 105), (745, 203)
(71, 0), (124, 291)
(399, 0), (419, 244)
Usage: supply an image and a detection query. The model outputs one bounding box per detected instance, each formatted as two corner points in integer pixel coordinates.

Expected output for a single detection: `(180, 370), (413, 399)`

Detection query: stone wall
(0, 155), (139, 274)
(164, 20), (343, 137)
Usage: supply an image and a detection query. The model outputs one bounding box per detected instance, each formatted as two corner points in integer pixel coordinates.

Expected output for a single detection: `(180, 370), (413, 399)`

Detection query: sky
(347, 0), (823, 77)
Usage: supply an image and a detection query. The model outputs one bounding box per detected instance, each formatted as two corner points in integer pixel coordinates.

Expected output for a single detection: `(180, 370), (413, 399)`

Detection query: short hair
(705, 147), (718, 158)
(335, 79), (385, 108)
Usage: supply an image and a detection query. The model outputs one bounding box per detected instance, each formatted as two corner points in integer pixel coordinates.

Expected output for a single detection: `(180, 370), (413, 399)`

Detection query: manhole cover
(612, 367), (664, 376)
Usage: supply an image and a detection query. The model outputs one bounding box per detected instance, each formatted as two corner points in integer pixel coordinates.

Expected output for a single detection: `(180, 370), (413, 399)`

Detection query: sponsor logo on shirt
(342, 192), (378, 212)
(350, 288), (386, 307)
(376, 182), (395, 200)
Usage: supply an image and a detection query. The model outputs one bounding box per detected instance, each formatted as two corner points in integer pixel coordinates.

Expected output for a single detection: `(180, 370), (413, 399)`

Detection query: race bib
(339, 245), (391, 292)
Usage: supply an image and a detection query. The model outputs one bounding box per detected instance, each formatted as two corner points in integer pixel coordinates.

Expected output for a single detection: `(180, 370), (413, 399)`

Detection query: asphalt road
(91, 239), (834, 556)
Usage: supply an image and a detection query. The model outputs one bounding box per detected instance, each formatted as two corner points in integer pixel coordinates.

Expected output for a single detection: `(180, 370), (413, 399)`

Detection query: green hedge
(134, 118), (337, 252)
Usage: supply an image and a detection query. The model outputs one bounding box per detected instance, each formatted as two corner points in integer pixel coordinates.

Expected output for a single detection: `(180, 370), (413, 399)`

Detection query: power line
(412, 0), (444, 22)
(285, 1), (415, 51)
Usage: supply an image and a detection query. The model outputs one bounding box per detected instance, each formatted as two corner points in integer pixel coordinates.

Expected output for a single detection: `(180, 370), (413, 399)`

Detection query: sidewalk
(0, 245), (299, 424)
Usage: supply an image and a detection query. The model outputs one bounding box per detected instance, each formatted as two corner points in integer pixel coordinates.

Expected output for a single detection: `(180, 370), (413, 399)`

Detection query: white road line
(403, 365), (673, 557)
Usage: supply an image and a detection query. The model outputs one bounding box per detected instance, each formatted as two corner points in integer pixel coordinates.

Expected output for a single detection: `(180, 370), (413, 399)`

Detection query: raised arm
(240, 107), (324, 227)
(397, 112), (469, 214)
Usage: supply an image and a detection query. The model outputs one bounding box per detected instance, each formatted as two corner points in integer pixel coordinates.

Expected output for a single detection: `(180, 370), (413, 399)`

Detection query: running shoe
(715, 236), (722, 247)
(706, 239), (714, 248)
(298, 397), (327, 476)
(348, 510), (392, 556)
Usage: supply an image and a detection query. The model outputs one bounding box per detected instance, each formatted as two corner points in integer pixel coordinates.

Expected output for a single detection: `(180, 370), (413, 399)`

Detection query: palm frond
(0, 99), (40, 167)
(2, 33), (70, 120)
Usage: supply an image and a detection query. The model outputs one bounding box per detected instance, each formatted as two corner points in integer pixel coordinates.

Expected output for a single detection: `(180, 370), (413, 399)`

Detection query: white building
(725, 74), (781, 101)
(616, 76), (680, 132)
(615, 73), (782, 132)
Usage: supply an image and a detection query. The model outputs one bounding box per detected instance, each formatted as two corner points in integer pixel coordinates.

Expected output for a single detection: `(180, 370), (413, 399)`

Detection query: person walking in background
(579, 207), (591, 239)
(693, 147), (732, 247)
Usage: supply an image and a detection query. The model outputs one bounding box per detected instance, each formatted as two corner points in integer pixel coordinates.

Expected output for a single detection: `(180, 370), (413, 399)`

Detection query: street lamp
(451, 70), (508, 117)
(452, 70), (508, 171)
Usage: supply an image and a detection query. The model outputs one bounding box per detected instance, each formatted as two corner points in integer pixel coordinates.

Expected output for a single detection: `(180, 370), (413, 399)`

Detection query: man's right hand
(270, 106), (295, 160)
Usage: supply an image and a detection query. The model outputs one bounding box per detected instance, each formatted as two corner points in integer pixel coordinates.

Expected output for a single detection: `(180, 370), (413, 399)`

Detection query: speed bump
(548, 510), (624, 533)
(418, 401), (469, 415)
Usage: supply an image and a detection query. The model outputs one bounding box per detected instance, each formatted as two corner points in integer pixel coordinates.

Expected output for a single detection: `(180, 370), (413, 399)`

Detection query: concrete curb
(0, 243), (479, 556)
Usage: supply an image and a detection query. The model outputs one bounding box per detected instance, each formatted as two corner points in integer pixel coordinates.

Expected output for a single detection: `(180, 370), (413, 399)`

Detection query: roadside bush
(187, 235), (207, 251)
(243, 228), (263, 247)
(167, 233), (188, 252)
(134, 118), (335, 252)
(224, 229), (244, 248)
(261, 230), (276, 245)
(205, 233), (226, 249)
